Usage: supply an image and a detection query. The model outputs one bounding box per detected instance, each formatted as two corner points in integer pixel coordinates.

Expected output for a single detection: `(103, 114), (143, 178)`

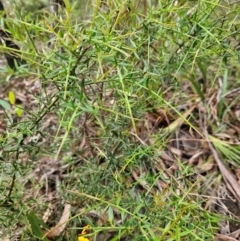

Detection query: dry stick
(203, 116), (240, 202)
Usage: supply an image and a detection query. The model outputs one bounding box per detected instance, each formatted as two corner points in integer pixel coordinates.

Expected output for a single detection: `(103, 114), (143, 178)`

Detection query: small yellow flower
(78, 236), (89, 241)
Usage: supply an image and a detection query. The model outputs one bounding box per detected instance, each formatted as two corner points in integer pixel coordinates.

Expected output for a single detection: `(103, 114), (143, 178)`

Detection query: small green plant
(1, 0), (239, 240)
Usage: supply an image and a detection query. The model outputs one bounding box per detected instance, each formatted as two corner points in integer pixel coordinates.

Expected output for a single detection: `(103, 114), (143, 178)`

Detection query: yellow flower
(78, 236), (89, 241)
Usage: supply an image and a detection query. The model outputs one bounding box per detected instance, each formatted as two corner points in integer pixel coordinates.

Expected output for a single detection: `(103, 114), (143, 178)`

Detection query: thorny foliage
(0, 0), (240, 240)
